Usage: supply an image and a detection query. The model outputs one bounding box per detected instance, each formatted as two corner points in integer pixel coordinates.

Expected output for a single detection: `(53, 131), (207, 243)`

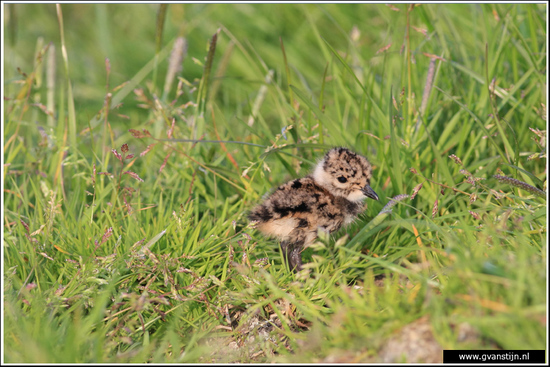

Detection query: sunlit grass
(3, 3), (546, 363)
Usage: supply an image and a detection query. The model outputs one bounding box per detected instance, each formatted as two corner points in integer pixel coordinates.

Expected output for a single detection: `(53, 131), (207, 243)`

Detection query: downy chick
(249, 147), (379, 271)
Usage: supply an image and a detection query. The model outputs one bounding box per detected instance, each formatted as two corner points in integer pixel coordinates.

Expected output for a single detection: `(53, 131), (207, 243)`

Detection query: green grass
(3, 3), (547, 363)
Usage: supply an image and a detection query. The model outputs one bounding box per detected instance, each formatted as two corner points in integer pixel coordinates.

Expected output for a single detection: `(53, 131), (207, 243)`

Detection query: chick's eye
(337, 176), (347, 183)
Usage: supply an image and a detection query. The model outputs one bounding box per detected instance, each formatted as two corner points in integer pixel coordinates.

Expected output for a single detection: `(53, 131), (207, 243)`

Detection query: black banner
(443, 350), (546, 364)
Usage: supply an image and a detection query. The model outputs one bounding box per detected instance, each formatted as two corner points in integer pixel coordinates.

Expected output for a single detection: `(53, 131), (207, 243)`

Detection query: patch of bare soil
(378, 316), (443, 363)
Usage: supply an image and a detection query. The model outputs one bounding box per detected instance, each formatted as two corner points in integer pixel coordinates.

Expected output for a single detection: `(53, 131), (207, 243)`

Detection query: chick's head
(313, 147), (379, 202)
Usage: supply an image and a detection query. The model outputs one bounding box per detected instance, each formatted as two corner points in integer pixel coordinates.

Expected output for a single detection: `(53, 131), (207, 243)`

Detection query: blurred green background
(7, 4), (393, 124)
(3, 3), (547, 363)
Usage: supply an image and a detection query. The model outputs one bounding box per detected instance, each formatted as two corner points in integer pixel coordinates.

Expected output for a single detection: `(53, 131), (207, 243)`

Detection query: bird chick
(249, 147), (379, 271)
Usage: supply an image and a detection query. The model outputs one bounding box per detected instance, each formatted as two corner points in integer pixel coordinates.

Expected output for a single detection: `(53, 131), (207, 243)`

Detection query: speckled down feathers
(249, 147), (378, 271)
(250, 175), (364, 241)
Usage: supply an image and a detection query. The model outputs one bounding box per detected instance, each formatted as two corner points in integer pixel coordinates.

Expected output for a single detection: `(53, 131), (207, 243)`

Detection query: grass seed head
(411, 183), (423, 199)
(449, 154), (463, 165)
(469, 210), (481, 220)
(432, 200), (438, 219)
(493, 175), (546, 198)
(379, 194), (410, 215)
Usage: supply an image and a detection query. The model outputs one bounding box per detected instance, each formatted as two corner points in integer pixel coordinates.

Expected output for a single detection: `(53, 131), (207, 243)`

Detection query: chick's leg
(280, 239), (303, 272)
(288, 245), (303, 272)
(281, 227), (312, 272)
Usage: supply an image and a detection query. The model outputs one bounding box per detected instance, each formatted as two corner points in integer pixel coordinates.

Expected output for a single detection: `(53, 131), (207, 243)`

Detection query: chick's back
(249, 176), (363, 242)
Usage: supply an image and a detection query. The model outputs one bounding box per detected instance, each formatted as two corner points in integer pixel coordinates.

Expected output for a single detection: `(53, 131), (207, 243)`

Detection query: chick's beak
(362, 185), (379, 200)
